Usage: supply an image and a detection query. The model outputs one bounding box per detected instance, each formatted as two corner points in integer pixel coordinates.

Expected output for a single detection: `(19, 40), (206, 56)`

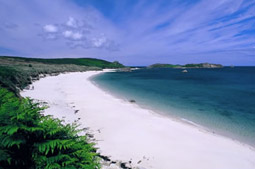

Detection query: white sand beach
(21, 70), (255, 169)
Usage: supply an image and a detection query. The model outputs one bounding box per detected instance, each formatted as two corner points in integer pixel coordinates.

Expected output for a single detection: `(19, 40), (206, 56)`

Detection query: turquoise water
(92, 67), (255, 146)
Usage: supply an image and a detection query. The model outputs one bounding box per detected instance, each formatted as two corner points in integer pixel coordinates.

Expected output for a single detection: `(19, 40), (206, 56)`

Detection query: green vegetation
(0, 56), (125, 168)
(0, 56), (124, 69)
(148, 63), (223, 69)
(0, 66), (31, 96)
(0, 56), (124, 96)
(0, 88), (100, 169)
(184, 63), (223, 68)
(184, 64), (205, 68)
(148, 63), (181, 68)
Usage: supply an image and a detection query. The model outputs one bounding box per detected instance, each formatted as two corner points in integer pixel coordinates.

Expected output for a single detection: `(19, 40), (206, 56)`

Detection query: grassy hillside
(0, 56), (124, 68)
(0, 56), (124, 96)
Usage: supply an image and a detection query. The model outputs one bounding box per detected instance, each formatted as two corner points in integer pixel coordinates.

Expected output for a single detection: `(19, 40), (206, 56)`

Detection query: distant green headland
(148, 63), (223, 69)
(0, 56), (124, 96)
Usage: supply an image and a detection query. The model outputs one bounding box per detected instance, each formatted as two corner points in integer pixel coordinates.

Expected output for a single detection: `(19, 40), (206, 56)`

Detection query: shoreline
(90, 71), (255, 150)
(21, 70), (255, 169)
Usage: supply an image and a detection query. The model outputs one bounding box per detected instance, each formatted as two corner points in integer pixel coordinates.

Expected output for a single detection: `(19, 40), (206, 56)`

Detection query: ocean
(92, 67), (255, 146)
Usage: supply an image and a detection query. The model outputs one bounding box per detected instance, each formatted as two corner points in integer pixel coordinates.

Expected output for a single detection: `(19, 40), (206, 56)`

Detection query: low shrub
(0, 88), (100, 169)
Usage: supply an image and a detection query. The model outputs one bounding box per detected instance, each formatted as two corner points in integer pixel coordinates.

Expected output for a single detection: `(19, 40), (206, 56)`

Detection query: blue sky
(0, 0), (254, 65)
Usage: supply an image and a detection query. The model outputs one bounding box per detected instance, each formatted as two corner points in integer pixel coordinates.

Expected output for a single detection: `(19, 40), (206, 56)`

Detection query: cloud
(40, 16), (118, 51)
(69, 32), (82, 40)
(40, 16), (118, 50)
(43, 24), (58, 33)
(92, 37), (106, 47)
(0, 0), (254, 65)
(63, 30), (73, 38)
(63, 30), (83, 40)
(113, 0), (255, 64)
(66, 17), (78, 28)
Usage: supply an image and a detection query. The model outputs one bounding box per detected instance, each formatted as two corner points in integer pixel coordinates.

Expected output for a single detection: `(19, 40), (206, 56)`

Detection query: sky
(0, 0), (254, 66)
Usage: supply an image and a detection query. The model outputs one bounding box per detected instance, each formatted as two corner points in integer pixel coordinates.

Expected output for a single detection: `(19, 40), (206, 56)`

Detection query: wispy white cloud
(41, 15), (118, 49)
(63, 30), (83, 40)
(66, 17), (78, 28)
(92, 37), (106, 47)
(43, 24), (58, 33)
(0, 0), (254, 65)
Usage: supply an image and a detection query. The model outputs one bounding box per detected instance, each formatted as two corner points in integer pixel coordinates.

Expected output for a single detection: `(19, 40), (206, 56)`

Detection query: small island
(148, 63), (223, 69)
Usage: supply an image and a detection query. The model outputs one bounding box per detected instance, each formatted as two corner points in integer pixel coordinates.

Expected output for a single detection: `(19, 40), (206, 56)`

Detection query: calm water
(92, 67), (255, 146)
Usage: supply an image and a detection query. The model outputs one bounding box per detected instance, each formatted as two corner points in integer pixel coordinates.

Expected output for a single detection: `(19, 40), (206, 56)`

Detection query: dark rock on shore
(129, 99), (136, 103)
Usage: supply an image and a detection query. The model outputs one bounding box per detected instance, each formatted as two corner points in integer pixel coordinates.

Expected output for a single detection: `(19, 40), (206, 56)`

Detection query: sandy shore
(21, 70), (255, 169)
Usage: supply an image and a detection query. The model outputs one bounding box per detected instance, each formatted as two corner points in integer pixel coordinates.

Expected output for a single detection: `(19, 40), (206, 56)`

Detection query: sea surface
(92, 67), (255, 146)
